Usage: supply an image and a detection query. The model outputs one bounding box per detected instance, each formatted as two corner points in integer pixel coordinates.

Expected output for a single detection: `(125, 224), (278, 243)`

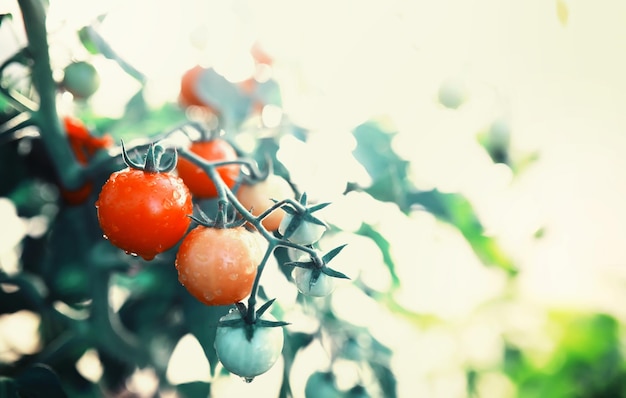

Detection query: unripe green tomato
(304, 371), (342, 398)
(62, 61), (100, 99)
(293, 267), (335, 297)
(278, 213), (326, 245)
(214, 311), (284, 379)
(437, 77), (466, 109)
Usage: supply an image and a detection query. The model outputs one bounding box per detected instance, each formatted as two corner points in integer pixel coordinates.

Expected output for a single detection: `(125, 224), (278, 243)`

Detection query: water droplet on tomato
(203, 292), (214, 302)
(229, 273), (239, 281)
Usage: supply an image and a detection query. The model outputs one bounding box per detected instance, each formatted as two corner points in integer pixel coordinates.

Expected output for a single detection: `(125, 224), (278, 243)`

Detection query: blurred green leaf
(176, 381), (211, 398)
(181, 293), (230, 376)
(355, 223), (400, 290)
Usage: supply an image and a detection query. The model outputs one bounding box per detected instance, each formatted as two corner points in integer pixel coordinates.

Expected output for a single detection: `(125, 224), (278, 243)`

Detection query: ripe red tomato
(236, 174), (293, 231)
(95, 168), (193, 260)
(60, 116), (113, 205)
(176, 139), (240, 198)
(175, 226), (265, 306)
(179, 65), (218, 114)
(214, 309), (284, 379)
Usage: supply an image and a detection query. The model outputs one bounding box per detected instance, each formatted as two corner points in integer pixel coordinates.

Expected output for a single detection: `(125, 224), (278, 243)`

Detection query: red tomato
(95, 168), (193, 260)
(236, 174), (293, 231)
(175, 226), (266, 305)
(176, 139), (240, 198)
(60, 116), (113, 205)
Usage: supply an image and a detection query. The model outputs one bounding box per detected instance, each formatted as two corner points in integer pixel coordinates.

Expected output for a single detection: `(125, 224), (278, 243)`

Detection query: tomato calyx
(219, 299), (289, 341)
(279, 192), (329, 241)
(189, 202), (246, 229)
(285, 244), (349, 288)
(121, 141), (177, 173)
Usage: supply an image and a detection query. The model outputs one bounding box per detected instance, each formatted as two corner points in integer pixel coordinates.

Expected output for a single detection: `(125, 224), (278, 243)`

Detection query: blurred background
(1, 0), (626, 397)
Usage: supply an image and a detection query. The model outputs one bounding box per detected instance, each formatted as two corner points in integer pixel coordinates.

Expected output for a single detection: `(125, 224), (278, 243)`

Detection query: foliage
(0, 1), (621, 398)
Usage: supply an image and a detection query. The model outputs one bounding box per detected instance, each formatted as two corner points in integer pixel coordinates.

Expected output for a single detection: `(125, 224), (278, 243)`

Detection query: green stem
(17, 0), (84, 190)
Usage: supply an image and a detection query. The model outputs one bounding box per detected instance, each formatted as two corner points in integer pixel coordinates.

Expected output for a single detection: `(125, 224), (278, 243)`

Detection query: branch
(17, 0), (84, 190)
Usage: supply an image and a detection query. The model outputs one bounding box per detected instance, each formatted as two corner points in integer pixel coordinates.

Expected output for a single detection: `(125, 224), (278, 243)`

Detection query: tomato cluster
(91, 128), (346, 380)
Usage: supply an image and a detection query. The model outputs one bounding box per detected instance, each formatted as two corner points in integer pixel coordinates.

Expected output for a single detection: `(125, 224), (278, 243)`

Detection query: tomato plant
(214, 308), (285, 379)
(96, 144), (193, 260)
(175, 225), (265, 305)
(236, 173), (293, 231)
(176, 138), (241, 198)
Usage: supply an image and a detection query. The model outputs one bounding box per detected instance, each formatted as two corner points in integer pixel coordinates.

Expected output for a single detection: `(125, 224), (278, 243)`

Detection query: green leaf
(355, 223), (401, 289)
(182, 294), (229, 376)
(370, 363), (397, 398)
(176, 381), (211, 398)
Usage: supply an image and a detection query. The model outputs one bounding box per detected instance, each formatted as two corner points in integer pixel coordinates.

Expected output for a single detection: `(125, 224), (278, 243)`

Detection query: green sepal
(120, 141), (177, 173)
(308, 202), (330, 213)
(257, 319), (290, 328)
(322, 244), (347, 264)
(321, 266), (350, 280)
(284, 260), (314, 269)
(255, 298), (276, 318)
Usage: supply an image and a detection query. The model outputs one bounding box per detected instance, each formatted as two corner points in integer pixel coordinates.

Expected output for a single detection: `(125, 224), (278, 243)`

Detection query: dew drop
(229, 273), (239, 281)
(203, 292), (214, 302)
(242, 377), (254, 383)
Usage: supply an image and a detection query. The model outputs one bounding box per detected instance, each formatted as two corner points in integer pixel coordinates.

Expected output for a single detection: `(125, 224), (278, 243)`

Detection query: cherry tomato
(236, 174), (293, 231)
(176, 139), (240, 198)
(214, 310), (284, 379)
(95, 169), (192, 260)
(278, 213), (327, 245)
(179, 65), (215, 111)
(60, 116), (113, 205)
(175, 226), (265, 305)
(293, 267), (336, 297)
(62, 61), (100, 99)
